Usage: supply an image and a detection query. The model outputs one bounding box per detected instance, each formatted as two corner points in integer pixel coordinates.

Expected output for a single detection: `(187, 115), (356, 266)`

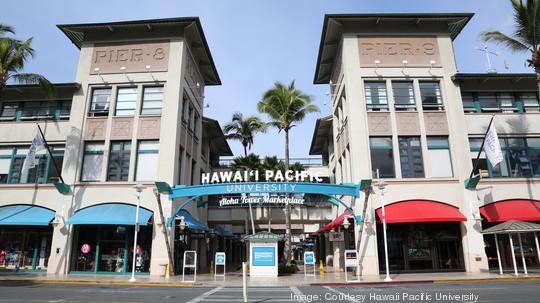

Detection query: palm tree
(481, 0), (540, 92)
(261, 156), (285, 181)
(223, 112), (267, 156)
(257, 81), (319, 263)
(230, 153), (261, 236)
(0, 26), (54, 97)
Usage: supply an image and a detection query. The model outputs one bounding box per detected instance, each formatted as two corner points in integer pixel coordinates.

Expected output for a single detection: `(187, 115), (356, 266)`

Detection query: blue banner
(252, 247), (275, 266)
(215, 252), (225, 265)
(304, 252), (315, 265)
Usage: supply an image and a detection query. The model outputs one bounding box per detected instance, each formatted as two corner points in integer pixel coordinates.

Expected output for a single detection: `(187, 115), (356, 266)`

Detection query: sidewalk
(1, 268), (539, 287)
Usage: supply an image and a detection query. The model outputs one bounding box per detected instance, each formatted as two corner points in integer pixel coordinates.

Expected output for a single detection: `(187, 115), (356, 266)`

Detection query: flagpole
(468, 115), (495, 180)
(36, 123), (65, 184)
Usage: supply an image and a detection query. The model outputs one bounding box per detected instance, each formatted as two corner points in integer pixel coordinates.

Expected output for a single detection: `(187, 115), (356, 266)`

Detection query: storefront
(480, 200), (540, 270)
(0, 205), (54, 272)
(172, 210), (208, 273)
(67, 203), (153, 274)
(376, 200), (467, 273)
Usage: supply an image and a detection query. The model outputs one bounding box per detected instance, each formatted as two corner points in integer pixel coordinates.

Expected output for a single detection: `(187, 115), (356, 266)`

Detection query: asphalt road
(0, 281), (539, 303)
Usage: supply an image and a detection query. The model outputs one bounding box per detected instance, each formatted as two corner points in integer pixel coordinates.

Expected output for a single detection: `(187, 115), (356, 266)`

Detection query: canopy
(67, 203), (153, 225)
(177, 210), (207, 230)
(323, 210), (354, 231)
(0, 204), (55, 226)
(480, 200), (540, 222)
(376, 200), (466, 224)
(482, 220), (540, 234)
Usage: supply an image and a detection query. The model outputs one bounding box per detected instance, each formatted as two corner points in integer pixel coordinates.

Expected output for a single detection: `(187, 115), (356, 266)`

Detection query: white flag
(22, 132), (46, 173)
(484, 123), (503, 167)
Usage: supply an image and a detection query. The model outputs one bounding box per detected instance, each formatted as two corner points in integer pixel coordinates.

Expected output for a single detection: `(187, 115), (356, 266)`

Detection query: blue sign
(252, 247), (275, 266)
(304, 252), (315, 265)
(215, 252), (225, 265)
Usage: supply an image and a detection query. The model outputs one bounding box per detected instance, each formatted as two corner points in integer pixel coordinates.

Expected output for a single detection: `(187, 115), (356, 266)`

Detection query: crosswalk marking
(186, 286), (223, 303)
(188, 286), (295, 302)
(324, 285), (363, 303)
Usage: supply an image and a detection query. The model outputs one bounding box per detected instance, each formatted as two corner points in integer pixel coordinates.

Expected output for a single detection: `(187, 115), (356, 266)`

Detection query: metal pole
(130, 184), (144, 282)
(535, 232), (540, 265)
(517, 233), (528, 276)
(377, 170), (391, 282)
(508, 233), (518, 276)
(494, 234), (503, 276)
(469, 116), (495, 180)
(242, 262), (248, 302)
(36, 123), (65, 184)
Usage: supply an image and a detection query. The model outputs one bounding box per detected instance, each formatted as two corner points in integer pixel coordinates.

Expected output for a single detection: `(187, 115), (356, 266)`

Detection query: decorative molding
(110, 117), (133, 140)
(424, 112), (449, 135)
(367, 112), (392, 136)
(84, 118), (107, 140)
(396, 112), (420, 135)
(138, 117), (161, 139)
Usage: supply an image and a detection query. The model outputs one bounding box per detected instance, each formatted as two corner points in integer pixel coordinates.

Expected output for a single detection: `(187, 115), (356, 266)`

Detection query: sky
(2, 0), (531, 159)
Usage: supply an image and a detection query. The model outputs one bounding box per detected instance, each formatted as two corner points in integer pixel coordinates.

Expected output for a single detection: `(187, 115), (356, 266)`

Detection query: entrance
(0, 226), (52, 271)
(377, 222), (465, 273)
(70, 225), (152, 274)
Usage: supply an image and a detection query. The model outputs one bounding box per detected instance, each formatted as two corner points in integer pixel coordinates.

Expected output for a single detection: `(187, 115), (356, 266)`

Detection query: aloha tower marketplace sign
(201, 170), (324, 208)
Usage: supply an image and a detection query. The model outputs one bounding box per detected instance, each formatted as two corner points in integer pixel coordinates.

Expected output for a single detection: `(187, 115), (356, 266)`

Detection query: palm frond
(0, 24), (14, 37)
(481, 30), (530, 52)
(11, 73), (56, 97)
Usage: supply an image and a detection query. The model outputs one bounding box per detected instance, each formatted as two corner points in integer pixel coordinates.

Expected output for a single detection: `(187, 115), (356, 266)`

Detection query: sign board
(358, 36), (441, 67)
(344, 250), (360, 282)
(81, 243), (91, 254)
(252, 247), (275, 266)
(215, 252), (226, 266)
(304, 252), (315, 265)
(90, 41), (170, 74)
(182, 251), (197, 282)
(329, 232), (345, 242)
(219, 195), (305, 208)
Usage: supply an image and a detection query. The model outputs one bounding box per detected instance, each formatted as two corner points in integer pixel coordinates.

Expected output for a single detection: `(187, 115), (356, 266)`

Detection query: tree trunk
(282, 128), (292, 263)
(535, 65), (540, 98)
(243, 144), (247, 156)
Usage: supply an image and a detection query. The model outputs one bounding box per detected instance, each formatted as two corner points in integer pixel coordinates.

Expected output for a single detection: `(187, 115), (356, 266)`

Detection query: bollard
(165, 264), (170, 280)
(242, 262), (247, 302)
(319, 260), (324, 276)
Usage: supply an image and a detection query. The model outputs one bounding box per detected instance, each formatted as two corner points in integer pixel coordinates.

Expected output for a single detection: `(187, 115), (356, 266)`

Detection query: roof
(0, 83), (80, 101)
(57, 17), (220, 85)
(203, 117), (233, 156)
(453, 73), (538, 90)
(243, 231), (284, 242)
(482, 220), (540, 234)
(314, 13), (474, 84)
(453, 73), (536, 79)
(309, 115), (333, 155)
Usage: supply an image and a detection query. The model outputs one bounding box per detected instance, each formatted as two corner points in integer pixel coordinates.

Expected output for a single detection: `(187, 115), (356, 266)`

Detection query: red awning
(323, 210), (354, 231)
(375, 200), (466, 224)
(480, 199), (540, 222)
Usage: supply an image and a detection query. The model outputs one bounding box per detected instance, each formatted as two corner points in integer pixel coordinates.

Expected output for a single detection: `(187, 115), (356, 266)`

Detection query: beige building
(310, 13), (540, 275)
(0, 17), (232, 276)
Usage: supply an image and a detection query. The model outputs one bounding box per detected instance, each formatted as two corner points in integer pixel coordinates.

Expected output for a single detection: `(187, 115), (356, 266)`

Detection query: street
(0, 281), (539, 303)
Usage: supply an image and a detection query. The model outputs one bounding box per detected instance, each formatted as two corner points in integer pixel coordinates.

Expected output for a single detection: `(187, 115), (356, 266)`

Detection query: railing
(218, 157), (326, 168)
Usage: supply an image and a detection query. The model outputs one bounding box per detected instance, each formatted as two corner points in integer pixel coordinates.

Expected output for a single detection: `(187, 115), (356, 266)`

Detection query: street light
(342, 217), (351, 230)
(179, 216), (187, 231)
(130, 183), (146, 282)
(377, 170), (392, 282)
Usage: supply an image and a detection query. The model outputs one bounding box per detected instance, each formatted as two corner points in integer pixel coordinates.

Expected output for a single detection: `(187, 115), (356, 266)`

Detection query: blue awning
(67, 203), (153, 225)
(175, 210), (207, 230)
(0, 205), (55, 226)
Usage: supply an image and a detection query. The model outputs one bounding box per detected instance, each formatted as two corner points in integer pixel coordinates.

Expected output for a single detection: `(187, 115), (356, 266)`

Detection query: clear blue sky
(3, 0), (530, 158)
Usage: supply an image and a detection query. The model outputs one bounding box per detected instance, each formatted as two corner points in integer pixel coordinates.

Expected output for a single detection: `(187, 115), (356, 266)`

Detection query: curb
(310, 276), (540, 287)
(0, 279), (196, 287)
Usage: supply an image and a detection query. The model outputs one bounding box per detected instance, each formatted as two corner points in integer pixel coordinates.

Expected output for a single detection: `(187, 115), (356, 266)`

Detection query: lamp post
(130, 183), (146, 282)
(378, 177), (392, 282)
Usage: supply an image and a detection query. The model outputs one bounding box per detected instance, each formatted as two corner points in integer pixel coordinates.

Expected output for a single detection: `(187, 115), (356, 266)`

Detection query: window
(498, 93), (518, 111)
(399, 137), (424, 178)
(370, 137), (395, 178)
(419, 81), (443, 110)
(115, 87), (137, 116)
(136, 141), (159, 181)
(182, 95), (189, 123)
(364, 81), (388, 110)
(0, 147), (13, 183)
(89, 88), (112, 116)
(461, 92), (476, 113)
(191, 159), (197, 185)
(477, 93), (500, 112)
(21, 101), (55, 118)
(177, 147), (184, 184)
(188, 105), (194, 132)
(81, 142), (104, 181)
(521, 92), (540, 112)
(469, 137), (540, 178)
(58, 100), (72, 118)
(107, 141), (131, 181)
(392, 81), (416, 110)
(193, 113), (200, 138)
(0, 103), (18, 120)
(141, 86), (164, 115)
(427, 137), (453, 177)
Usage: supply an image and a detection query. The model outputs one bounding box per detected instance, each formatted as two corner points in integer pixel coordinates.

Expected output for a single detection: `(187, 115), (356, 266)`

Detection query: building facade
(310, 14), (540, 275)
(0, 18), (232, 276)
